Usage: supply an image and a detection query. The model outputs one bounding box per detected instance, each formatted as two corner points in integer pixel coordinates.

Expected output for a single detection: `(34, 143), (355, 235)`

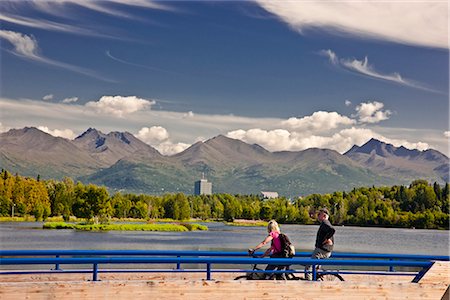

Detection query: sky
(0, 0), (449, 156)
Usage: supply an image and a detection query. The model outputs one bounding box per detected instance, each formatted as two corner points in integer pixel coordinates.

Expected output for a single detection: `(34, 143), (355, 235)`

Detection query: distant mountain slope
(73, 128), (162, 166)
(344, 138), (449, 183)
(0, 127), (102, 178)
(84, 136), (389, 196)
(173, 135), (272, 167)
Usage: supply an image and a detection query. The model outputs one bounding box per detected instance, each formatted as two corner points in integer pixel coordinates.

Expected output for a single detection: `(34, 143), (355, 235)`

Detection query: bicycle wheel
(318, 273), (344, 281)
(234, 275), (249, 280)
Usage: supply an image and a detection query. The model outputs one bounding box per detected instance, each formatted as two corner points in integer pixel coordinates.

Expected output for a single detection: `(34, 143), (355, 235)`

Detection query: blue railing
(1, 250), (447, 281)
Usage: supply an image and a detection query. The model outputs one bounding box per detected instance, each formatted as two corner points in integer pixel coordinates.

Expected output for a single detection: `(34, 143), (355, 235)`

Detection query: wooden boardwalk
(1, 262), (449, 300)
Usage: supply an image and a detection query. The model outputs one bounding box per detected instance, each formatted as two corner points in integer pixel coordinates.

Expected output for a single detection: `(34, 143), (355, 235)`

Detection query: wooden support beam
(0, 280), (448, 300)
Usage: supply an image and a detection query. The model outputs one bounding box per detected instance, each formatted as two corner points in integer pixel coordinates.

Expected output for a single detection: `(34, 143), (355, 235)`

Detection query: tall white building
(194, 175), (212, 195)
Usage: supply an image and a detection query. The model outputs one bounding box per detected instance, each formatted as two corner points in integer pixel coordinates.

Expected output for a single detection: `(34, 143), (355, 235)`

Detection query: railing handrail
(1, 250), (448, 261)
(0, 256), (433, 268)
(1, 250), (442, 282)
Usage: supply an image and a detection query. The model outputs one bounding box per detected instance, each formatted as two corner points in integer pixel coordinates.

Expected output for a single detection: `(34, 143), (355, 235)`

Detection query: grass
(0, 216), (36, 222)
(225, 220), (268, 227)
(179, 223), (208, 231)
(43, 222), (208, 231)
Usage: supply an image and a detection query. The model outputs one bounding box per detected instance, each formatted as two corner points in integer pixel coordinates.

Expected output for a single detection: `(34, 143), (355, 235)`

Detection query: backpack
(278, 233), (295, 258)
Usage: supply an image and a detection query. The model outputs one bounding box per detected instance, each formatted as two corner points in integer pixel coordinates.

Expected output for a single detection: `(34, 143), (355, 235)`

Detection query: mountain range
(0, 127), (448, 197)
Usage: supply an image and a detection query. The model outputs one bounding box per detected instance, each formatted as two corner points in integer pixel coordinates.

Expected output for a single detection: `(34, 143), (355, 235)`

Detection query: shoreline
(1, 217), (448, 230)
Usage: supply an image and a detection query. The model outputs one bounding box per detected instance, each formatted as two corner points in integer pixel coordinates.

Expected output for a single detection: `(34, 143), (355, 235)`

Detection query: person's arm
(248, 235), (273, 256)
(322, 223), (335, 245)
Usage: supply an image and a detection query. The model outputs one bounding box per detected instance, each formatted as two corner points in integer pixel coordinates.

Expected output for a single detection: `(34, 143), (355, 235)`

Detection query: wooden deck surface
(1, 261), (448, 300)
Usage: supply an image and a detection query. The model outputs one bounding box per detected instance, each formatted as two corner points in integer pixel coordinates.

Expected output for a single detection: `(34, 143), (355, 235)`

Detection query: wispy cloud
(106, 50), (181, 75)
(320, 49), (438, 92)
(0, 1), (174, 41)
(255, 1), (447, 49)
(0, 30), (116, 82)
(31, 0), (174, 20)
(0, 13), (111, 38)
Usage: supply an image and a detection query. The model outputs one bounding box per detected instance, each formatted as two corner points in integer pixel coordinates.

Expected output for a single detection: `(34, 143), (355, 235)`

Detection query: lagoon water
(1, 222), (448, 256)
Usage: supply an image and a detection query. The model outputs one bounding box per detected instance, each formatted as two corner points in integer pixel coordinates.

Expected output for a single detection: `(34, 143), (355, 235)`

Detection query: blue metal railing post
(312, 264), (317, 281)
(177, 255), (181, 270)
(206, 263), (211, 280)
(93, 263), (99, 281)
(389, 258), (394, 272)
(54, 255), (61, 270)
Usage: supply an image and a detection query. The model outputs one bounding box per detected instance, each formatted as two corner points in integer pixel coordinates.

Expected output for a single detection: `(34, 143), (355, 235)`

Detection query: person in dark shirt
(305, 208), (335, 280)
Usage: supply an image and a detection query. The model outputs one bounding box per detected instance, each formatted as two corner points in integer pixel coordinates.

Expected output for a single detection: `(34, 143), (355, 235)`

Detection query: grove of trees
(0, 170), (448, 229)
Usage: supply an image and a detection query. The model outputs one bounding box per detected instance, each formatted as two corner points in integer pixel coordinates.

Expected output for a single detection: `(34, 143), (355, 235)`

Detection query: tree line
(0, 170), (448, 229)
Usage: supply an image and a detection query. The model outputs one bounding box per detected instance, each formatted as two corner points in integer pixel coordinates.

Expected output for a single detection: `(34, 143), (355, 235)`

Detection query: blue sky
(0, 1), (448, 155)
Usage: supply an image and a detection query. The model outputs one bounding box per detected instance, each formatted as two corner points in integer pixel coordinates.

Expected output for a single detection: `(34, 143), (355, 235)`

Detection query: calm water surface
(1, 222), (448, 256)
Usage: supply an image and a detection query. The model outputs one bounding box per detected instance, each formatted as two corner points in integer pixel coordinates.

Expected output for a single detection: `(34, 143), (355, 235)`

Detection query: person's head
(267, 220), (280, 233)
(317, 208), (330, 222)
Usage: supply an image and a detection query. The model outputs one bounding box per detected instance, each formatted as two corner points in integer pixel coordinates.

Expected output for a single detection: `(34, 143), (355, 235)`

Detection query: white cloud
(85, 96), (155, 118)
(256, 1), (448, 49)
(0, 30), (40, 59)
(320, 49), (435, 92)
(345, 100), (352, 107)
(136, 126), (169, 145)
(156, 141), (190, 156)
(0, 122), (11, 133)
(355, 101), (391, 124)
(321, 49), (338, 65)
(0, 30), (115, 82)
(37, 126), (76, 139)
(136, 125), (190, 155)
(61, 97), (78, 104)
(183, 111), (194, 118)
(281, 111), (355, 132)
(43, 94), (53, 101)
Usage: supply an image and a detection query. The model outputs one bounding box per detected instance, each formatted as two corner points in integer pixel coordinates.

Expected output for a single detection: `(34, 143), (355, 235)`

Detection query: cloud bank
(255, 1), (448, 49)
(1, 96), (445, 155)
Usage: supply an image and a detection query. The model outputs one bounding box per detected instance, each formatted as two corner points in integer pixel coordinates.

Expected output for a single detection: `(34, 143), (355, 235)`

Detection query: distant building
(260, 191), (279, 199)
(194, 175), (212, 195)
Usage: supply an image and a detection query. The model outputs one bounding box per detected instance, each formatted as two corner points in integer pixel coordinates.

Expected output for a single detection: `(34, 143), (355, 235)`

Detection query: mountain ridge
(0, 127), (448, 196)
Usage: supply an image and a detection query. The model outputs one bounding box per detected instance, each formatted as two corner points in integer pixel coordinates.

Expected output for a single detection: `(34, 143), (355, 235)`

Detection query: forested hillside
(0, 169), (448, 229)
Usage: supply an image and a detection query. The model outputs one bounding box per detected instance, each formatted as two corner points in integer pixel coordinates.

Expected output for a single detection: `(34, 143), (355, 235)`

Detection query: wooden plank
(0, 280), (448, 300)
(419, 262), (450, 285)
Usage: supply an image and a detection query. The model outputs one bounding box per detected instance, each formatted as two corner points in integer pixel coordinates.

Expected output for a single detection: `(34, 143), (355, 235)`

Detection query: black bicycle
(234, 259), (300, 280)
(314, 267), (345, 281)
(234, 255), (344, 281)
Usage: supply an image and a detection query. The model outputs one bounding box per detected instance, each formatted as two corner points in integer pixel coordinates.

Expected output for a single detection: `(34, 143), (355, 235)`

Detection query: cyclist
(248, 220), (287, 279)
(305, 208), (335, 280)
